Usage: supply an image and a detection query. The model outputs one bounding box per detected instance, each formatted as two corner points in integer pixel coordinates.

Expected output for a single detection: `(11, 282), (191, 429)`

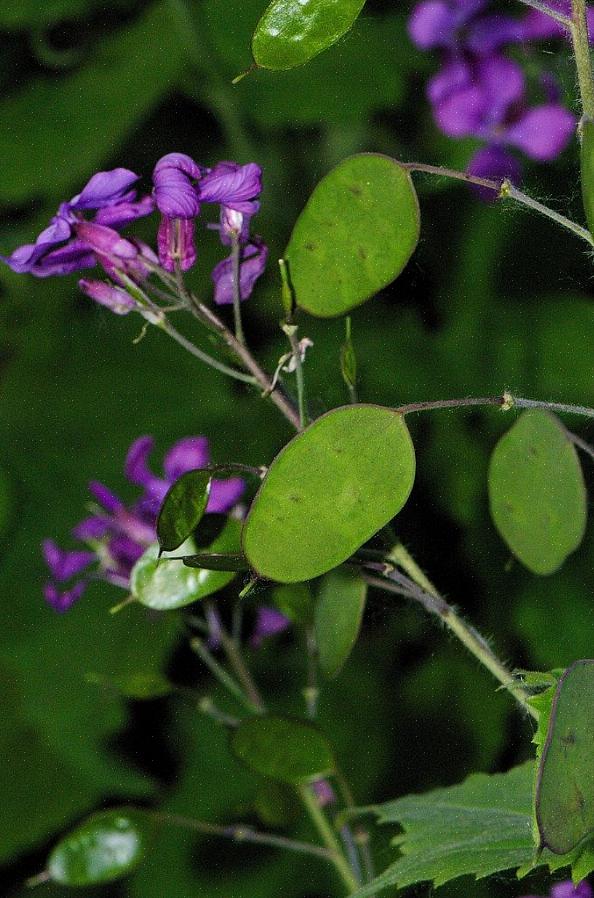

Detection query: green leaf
(285, 154), (420, 318)
(315, 566), (367, 677)
(132, 519), (242, 610)
(48, 808), (153, 886)
(270, 582), (314, 626)
(488, 410), (586, 575)
(242, 404), (415, 583)
(231, 716), (335, 785)
(581, 118), (594, 238)
(536, 660), (594, 855)
(252, 0), (367, 70)
(86, 671), (173, 701)
(253, 781), (302, 827)
(157, 470), (212, 552)
(352, 763), (537, 896)
(182, 552), (249, 571)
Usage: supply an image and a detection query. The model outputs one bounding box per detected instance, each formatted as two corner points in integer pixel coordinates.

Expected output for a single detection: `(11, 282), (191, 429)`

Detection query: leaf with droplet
(242, 404), (415, 583)
(285, 154), (420, 317)
(231, 716), (335, 785)
(581, 117), (594, 238)
(48, 809), (153, 886)
(252, 0), (367, 71)
(488, 410), (586, 575)
(536, 659), (594, 855)
(157, 470), (211, 552)
(132, 519), (242, 610)
(315, 566), (367, 677)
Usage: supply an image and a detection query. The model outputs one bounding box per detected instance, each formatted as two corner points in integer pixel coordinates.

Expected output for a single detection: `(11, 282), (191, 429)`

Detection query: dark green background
(1, 1), (593, 896)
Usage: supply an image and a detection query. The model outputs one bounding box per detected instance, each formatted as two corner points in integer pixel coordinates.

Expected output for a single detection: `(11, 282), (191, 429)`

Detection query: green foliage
(270, 583), (315, 625)
(157, 470), (212, 552)
(315, 566), (367, 678)
(488, 410), (586, 574)
(242, 405), (415, 582)
(536, 660), (594, 854)
(285, 154), (420, 317)
(231, 716), (335, 784)
(48, 809), (153, 886)
(132, 518), (242, 609)
(252, 0), (367, 70)
(581, 118), (594, 237)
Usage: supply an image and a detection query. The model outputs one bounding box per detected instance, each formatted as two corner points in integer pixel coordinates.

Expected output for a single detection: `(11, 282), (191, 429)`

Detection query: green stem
(190, 637), (255, 711)
(515, 0), (571, 27)
(364, 545), (537, 719)
(298, 785), (360, 894)
(402, 163), (594, 247)
(571, 0), (594, 117)
(148, 810), (335, 861)
(205, 602), (265, 713)
(285, 325), (308, 429)
(393, 392), (594, 420)
(231, 236), (246, 345)
(158, 318), (257, 385)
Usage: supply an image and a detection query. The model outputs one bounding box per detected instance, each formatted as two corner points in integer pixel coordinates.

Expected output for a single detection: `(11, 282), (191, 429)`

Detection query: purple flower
(43, 434), (245, 612)
(152, 153), (202, 219)
(250, 607), (292, 647)
(1, 168), (153, 278)
(199, 161), (262, 216)
(211, 241), (268, 306)
(157, 216), (196, 273)
(79, 279), (137, 315)
(521, 882), (593, 898)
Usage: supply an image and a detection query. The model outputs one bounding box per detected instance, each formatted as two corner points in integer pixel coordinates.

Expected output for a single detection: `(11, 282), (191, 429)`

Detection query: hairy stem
(191, 637), (256, 712)
(231, 236), (246, 345)
(515, 0), (571, 27)
(148, 810), (336, 861)
(298, 785), (360, 894)
(402, 163), (594, 247)
(364, 545), (537, 719)
(158, 318), (257, 385)
(394, 392), (594, 420)
(285, 325), (308, 429)
(571, 0), (594, 117)
(205, 602), (265, 713)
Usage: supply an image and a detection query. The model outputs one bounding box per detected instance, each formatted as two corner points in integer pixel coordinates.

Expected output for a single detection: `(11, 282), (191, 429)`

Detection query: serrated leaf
(231, 716), (335, 785)
(285, 154), (420, 318)
(252, 0), (367, 70)
(536, 660), (594, 854)
(242, 404), (415, 583)
(488, 410), (587, 575)
(157, 470), (212, 552)
(132, 519), (242, 610)
(48, 808), (153, 886)
(315, 566), (367, 677)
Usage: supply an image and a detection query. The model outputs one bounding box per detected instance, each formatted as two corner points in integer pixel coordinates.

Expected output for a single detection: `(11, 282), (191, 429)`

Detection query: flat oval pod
(536, 659), (594, 854)
(315, 566), (367, 678)
(157, 469), (211, 552)
(48, 808), (152, 885)
(252, 0), (367, 71)
(581, 117), (594, 238)
(132, 519), (242, 610)
(488, 410), (586, 575)
(284, 154), (420, 318)
(242, 404), (415, 583)
(231, 715), (335, 785)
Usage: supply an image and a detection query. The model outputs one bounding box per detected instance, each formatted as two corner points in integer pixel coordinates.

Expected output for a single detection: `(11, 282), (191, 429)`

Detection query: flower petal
(125, 436), (156, 487)
(505, 103), (575, 160)
(250, 606), (291, 647)
(466, 145), (522, 201)
(163, 436), (210, 481)
(212, 241), (268, 305)
(157, 215), (196, 272)
(199, 162), (262, 214)
(70, 168), (140, 210)
(95, 194), (155, 228)
(153, 153), (202, 218)
(44, 580), (87, 613)
(72, 516), (112, 540)
(79, 279), (137, 315)
(208, 477), (245, 512)
(427, 57), (472, 105)
(408, 1), (457, 48)
(42, 539), (95, 581)
(89, 481), (124, 514)
(76, 222), (138, 260)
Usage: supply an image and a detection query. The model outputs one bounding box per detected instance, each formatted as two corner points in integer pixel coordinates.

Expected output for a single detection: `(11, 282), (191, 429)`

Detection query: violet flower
(1, 168), (153, 278)
(211, 241), (268, 306)
(250, 607), (292, 648)
(521, 881), (593, 898)
(43, 435), (245, 612)
(152, 153), (203, 272)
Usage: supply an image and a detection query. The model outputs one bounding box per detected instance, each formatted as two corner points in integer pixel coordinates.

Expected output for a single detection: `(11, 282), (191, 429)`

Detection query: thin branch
(515, 0), (572, 27)
(204, 601), (265, 713)
(571, 0), (594, 117)
(191, 637), (254, 711)
(568, 430), (594, 461)
(401, 163), (594, 247)
(393, 392), (594, 420)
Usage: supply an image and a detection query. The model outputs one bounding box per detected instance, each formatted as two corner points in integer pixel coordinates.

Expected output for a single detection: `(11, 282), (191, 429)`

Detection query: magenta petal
(76, 222), (138, 260)
(199, 162), (262, 212)
(1, 214), (73, 274)
(95, 194), (155, 228)
(434, 84), (487, 138)
(476, 56), (525, 125)
(44, 580), (87, 613)
(89, 481), (124, 514)
(163, 436), (210, 481)
(153, 153), (202, 218)
(212, 241), (268, 305)
(125, 436), (156, 487)
(467, 14), (528, 53)
(72, 516), (112, 540)
(157, 216), (196, 272)
(250, 607), (291, 647)
(70, 168), (140, 210)
(506, 103), (575, 160)
(79, 279), (137, 315)
(408, 1), (456, 48)
(551, 883), (593, 898)
(207, 477), (245, 513)
(427, 58), (472, 105)
(466, 145), (522, 202)
(29, 240), (97, 277)
(42, 539), (95, 581)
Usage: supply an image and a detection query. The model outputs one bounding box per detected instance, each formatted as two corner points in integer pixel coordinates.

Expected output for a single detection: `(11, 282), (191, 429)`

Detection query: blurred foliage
(1, 1), (593, 897)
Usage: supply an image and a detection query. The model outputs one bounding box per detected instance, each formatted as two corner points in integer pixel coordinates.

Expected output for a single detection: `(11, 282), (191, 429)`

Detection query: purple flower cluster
(43, 435), (245, 612)
(408, 0), (582, 190)
(1, 154), (267, 307)
(522, 880), (592, 898)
